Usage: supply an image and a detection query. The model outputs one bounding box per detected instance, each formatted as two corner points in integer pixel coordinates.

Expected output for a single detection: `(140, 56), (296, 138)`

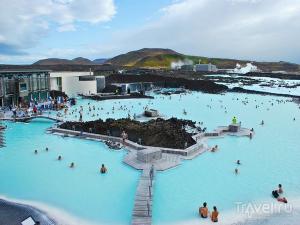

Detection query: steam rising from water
(233, 63), (259, 74)
(171, 59), (194, 69)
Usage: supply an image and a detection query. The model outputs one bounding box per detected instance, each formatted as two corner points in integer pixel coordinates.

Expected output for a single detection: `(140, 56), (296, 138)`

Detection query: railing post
(147, 201), (150, 216)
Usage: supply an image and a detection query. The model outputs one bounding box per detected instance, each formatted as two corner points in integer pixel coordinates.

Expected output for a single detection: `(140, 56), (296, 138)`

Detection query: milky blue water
(0, 119), (138, 224)
(1, 91), (300, 225)
(151, 93), (300, 225)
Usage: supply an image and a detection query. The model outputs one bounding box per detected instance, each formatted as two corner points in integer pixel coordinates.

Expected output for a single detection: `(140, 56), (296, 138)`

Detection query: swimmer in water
(34, 150), (38, 154)
(237, 160), (241, 165)
(260, 120), (264, 125)
(277, 197), (288, 203)
(278, 184), (283, 194)
(100, 164), (107, 174)
(211, 145), (218, 152)
(210, 206), (219, 223)
(45, 147), (48, 151)
(235, 168), (239, 174)
(58, 155), (62, 160)
(70, 162), (75, 168)
(199, 202), (209, 218)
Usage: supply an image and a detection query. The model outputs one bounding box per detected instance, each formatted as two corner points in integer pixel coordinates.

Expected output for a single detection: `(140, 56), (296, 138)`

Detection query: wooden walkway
(132, 167), (155, 225)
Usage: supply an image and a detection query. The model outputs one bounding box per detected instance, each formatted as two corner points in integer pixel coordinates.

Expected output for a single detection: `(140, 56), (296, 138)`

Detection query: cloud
(0, 0), (116, 50)
(57, 24), (76, 32)
(107, 0), (300, 63)
(1, 0), (300, 64)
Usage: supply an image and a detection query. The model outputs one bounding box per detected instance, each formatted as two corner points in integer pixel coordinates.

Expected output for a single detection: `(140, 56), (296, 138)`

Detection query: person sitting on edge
(100, 164), (107, 174)
(199, 202), (209, 218)
(211, 206), (219, 222)
(278, 184), (283, 194)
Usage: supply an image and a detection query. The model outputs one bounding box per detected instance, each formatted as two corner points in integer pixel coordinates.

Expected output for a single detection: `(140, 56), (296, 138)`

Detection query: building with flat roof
(50, 71), (105, 97)
(180, 65), (194, 71)
(194, 63), (218, 72)
(0, 70), (50, 107)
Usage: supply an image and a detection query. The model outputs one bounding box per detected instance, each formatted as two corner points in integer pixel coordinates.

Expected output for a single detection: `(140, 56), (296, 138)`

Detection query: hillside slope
(107, 48), (180, 66)
(107, 48), (300, 72)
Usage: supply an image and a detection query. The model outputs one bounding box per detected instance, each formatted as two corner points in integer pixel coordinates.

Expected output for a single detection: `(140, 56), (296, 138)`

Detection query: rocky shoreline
(59, 118), (198, 149)
(243, 72), (300, 80)
(106, 74), (228, 94)
(80, 92), (154, 101)
(0, 198), (56, 225)
(229, 87), (300, 99)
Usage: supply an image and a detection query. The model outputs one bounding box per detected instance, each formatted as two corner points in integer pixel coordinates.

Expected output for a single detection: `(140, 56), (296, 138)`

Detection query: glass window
(19, 83), (27, 91)
(40, 77), (45, 89)
(32, 75), (38, 91)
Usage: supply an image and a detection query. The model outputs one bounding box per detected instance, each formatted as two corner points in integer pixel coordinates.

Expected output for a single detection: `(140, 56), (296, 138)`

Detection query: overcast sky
(0, 0), (300, 64)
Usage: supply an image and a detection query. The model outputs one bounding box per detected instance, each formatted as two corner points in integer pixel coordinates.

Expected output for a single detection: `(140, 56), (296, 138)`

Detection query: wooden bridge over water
(132, 167), (155, 225)
(0, 115), (63, 123)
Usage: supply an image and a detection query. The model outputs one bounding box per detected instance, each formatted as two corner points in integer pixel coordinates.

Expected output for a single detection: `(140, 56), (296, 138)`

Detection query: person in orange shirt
(199, 202), (208, 218)
(211, 206), (219, 222)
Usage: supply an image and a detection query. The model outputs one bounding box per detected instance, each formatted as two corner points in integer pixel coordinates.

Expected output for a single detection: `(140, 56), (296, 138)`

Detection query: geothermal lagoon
(0, 85), (300, 225)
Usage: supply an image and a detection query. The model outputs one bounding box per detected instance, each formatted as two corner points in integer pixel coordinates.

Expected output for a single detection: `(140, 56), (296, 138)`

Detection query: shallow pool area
(1, 91), (300, 225)
(0, 119), (139, 225)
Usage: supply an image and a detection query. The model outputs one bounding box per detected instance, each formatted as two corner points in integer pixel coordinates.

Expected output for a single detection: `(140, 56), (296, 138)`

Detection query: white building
(194, 63), (218, 72)
(50, 71), (105, 97)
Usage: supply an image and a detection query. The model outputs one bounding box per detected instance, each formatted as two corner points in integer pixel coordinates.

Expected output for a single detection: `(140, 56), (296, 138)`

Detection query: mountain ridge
(33, 57), (108, 66)
(29, 48), (300, 73)
(107, 48), (300, 72)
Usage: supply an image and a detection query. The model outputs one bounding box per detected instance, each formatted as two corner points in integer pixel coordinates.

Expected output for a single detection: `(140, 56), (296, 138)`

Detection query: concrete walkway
(124, 149), (181, 171)
(132, 167), (155, 225)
